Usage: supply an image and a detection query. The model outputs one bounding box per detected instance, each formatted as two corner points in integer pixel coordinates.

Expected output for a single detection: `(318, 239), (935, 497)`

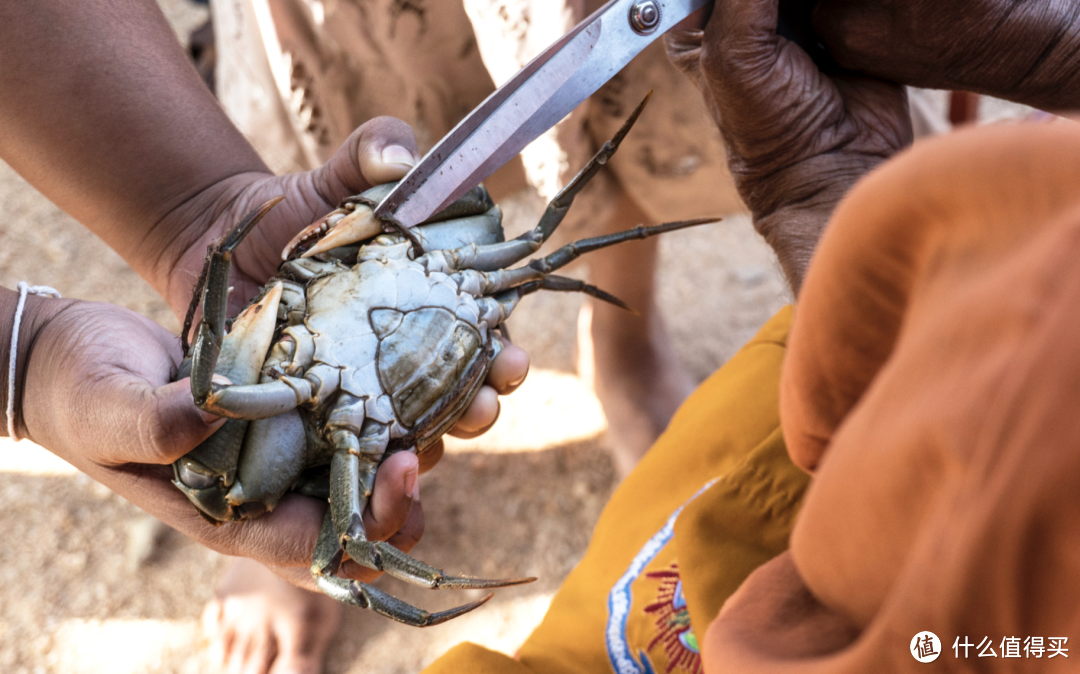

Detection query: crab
(171, 97), (715, 626)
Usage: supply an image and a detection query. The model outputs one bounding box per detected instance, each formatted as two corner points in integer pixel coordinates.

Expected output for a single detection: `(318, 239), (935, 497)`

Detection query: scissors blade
(374, 0), (710, 228)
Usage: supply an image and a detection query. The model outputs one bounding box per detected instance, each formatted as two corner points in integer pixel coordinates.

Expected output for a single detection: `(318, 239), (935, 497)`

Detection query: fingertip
(365, 451), (418, 538)
(386, 497), (424, 553)
(144, 378), (228, 464)
(354, 117), (421, 185)
(382, 145), (417, 170)
(489, 343), (530, 394)
(448, 386), (500, 438)
(382, 450), (419, 481)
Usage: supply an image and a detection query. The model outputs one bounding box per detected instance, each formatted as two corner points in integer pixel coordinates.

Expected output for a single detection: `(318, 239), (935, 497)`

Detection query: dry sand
(0, 1), (794, 671)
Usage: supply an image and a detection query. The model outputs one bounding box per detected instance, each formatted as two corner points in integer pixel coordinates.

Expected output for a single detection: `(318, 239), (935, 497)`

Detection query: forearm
(816, 0), (1080, 112)
(0, 0), (269, 297)
(964, 21), (1080, 111)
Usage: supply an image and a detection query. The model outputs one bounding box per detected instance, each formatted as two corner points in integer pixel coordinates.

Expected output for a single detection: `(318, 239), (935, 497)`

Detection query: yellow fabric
(422, 307), (807, 674)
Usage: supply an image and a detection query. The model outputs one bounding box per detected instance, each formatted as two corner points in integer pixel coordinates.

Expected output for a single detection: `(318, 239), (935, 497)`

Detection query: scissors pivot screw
(629, 0), (661, 35)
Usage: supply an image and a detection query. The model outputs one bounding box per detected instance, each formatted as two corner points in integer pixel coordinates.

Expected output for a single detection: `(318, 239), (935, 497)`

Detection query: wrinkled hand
(814, 0), (1080, 111)
(17, 297), (425, 590)
(667, 0), (911, 292)
(161, 117), (528, 443)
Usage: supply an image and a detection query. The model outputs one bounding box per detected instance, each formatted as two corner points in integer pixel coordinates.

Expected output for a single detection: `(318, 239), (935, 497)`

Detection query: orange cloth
(424, 308), (809, 674)
(711, 120), (1080, 670)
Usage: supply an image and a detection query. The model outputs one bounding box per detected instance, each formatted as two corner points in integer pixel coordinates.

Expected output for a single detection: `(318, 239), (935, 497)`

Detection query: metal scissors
(372, 0), (824, 229)
(372, 0), (712, 228)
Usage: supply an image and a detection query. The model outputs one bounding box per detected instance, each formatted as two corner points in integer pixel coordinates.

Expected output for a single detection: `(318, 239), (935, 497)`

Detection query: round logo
(910, 632), (942, 663)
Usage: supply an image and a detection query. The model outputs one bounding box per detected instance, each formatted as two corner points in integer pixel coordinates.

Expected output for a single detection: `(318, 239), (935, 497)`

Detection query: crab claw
(282, 209), (343, 260)
(283, 203), (386, 260)
(301, 204), (384, 258)
(218, 282), (284, 384)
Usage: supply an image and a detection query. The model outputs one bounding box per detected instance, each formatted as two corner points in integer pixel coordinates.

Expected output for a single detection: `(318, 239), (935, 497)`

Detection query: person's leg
(571, 39), (744, 474)
(578, 191), (695, 476)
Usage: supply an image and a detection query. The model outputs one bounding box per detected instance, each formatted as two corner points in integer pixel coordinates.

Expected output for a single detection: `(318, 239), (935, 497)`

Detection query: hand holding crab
(173, 97), (718, 626)
(3, 113), (523, 597)
(8, 290), (439, 595)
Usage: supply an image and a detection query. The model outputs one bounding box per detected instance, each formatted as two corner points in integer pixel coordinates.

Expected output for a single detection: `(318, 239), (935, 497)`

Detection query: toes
(267, 593), (341, 674)
(221, 606), (273, 674)
(268, 653), (324, 674)
(203, 599), (229, 667)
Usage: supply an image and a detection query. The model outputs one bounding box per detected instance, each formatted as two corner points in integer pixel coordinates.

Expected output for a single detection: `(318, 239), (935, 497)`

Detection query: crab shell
(173, 188), (506, 523)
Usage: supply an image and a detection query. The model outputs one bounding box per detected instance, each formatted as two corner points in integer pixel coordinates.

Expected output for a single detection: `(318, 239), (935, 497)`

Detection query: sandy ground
(0, 2), (793, 672)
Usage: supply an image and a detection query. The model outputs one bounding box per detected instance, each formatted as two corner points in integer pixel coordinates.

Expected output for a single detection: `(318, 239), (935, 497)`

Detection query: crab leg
(329, 420), (533, 592)
(518, 275), (632, 310)
(312, 510), (345, 577)
(462, 217), (718, 297)
(529, 217), (718, 275)
(429, 94), (654, 277)
(475, 276), (631, 329)
(199, 376), (315, 419)
(189, 197), (284, 408)
(173, 283), (285, 499)
(527, 93), (651, 245)
(317, 413), (533, 623)
(316, 575), (494, 628)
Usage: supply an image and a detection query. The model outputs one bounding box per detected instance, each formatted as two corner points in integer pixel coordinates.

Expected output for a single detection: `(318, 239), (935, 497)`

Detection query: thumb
(111, 377), (227, 466)
(316, 116), (421, 201)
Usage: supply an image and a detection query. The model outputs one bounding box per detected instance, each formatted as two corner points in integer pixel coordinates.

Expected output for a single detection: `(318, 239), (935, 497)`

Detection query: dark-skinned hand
(667, 0), (912, 293)
(814, 0), (1080, 111)
(162, 117), (529, 444)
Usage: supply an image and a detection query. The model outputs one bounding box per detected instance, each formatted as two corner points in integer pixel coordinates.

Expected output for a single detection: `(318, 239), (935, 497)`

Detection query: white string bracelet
(7, 282), (61, 441)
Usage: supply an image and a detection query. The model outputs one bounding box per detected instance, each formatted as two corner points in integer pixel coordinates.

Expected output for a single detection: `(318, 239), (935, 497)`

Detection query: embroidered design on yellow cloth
(643, 563), (701, 674)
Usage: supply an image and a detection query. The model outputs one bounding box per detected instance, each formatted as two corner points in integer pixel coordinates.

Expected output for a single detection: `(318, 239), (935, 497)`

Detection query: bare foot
(203, 557), (342, 674)
(579, 192), (695, 477)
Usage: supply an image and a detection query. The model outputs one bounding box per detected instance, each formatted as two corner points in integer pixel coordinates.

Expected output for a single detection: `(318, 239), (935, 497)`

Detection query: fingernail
(508, 371), (528, 389)
(381, 145), (417, 168)
(403, 467), (418, 498)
